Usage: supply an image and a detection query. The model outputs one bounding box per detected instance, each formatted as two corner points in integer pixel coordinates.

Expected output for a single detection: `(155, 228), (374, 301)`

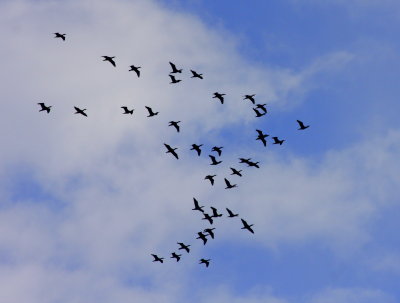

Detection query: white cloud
(310, 287), (395, 303)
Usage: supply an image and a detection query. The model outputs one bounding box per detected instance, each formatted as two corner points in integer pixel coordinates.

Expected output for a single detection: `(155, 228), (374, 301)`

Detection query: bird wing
(297, 120), (305, 128)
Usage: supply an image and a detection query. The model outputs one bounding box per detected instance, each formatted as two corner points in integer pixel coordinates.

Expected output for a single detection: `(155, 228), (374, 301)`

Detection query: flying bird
(246, 160), (260, 168)
(102, 56), (116, 67)
(243, 94), (256, 104)
(129, 65), (141, 77)
(169, 61), (182, 73)
(211, 146), (223, 156)
(253, 107), (265, 117)
(204, 228), (216, 239)
(192, 198), (204, 213)
(204, 174), (216, 186)
(196, 232), (208, 245)
(256, 103), (267, 113)
(121, 106), (134, 115)
(213, 92), (225, 104)
(190, 70), (203, 79)
(164, 143), (179, 160)
(210, 207), (223, 218)
(54, 32), (66, 41)
(168, 121), (181, 132)
(199, 258), (210, 267)
(224, 178), (237, 189)
(151, 254), (164, 263)
(230, 167), (243, 177)
(226, 208), (239, 218)
(241, 219), (255, 234)
(297, 120), (310, 130)
(171, 252), (182, 262)
(145, 106), (159, 117)
(74, 106), (87, 117)
(190, 144), (203, 156)
(38, 102), (51, 113)
(239, 158), (252, 164)
(272, 137), (285, 145)
(169, 74), (181, 84)
(256, 129), (269, 147)
(202, 213), (214, 225)
(209, 155), (222, 165)
(177, 242), (191, 253)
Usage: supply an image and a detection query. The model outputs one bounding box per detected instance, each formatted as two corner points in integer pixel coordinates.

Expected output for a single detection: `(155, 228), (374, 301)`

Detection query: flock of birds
(42, 32), (310, 268)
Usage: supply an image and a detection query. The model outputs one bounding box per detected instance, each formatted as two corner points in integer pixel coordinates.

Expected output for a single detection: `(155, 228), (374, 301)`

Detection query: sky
(0, 0), (399, 302)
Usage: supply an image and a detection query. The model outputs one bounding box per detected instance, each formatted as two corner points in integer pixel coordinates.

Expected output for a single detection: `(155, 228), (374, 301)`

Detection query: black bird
(239, 158), (252, 164)
(202, 213), (214, 225)
(256, 129), (269, 147)
(121, 106), (134, 115)
(38, 102), (51, 113)
(196, 232), (208, 245)
(224, 178), (237, 189)
(204, 174), (216, 185)
(209, 155), (222, 165)
(211, 146), (223, 156)
(241, 219), (255, 234)
(192, 198), (204, 213)
(145, 106), (159, 117)
(54, 32), (66, 41)
(253, 108), (265, 117)
(210, 207), (223, 218)
(256, 103), (267, 113)
(74, 106), (87, 117)
(199, 258), (210, 267)
(171, 252), (182, 262)
(164, 143), (179, 159)
(102, 56), (116, 67)
(297, 120), (310, 130)
(169, 61), (182, 73)
(169, 74), (181, 84)
(151, 254), (164, 263)
(169, 121), (181, 132)
(129, 65), (141, 77)
(190, 144), (203, 156)
(272, 137), (285, 145)
(226, 208), (239, 218)
(204, 228), (216, 239)
(230, 167), (243, 177)
(213, 92), (225, 104)
(177, 242), (191, 253)
(243, 94), (256, 104)
(190, 70), (203, 79)
(246, 160), (260, 168)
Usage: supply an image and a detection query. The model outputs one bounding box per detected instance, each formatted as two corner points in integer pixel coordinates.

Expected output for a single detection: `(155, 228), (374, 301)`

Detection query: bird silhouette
(256, 103), (267, 113)
(169, 121), (181, 132)
(209, 155), (222, 165)
(239, 158), (252, 164)
(38, 103), (51, 113)
(190, 144), (203, 156)
(190, 70), (203, 79)
(129, 65), (141, 77)
(224, 178), (237, 189)
(151, 254), (164, 263)
(171, 252), (182, 262)
(241, 219), (255, 234)
(211, 146), (223, 156)
(169, 74), (181, 84)
(145, 106), (159, 117)
(226, 208), (239, 218)
(192, 198), (204, 213)
(210, 207), (223, 218)
(213, 92), (225, 104)
(54, 32), (66, 41)
(199, 258), (210, 267)
(253, 107), (265, 117)
(297, 120), (310, 130)
(177, 242), (191, 253)
(230, 167), (243, 177)
(74, 106), (87, 117)
(204, 228), (216, 239)
(102, 56), (116, 67)
(202, 213), (214, 225)
(272, 137), (285, 145)
(164, 143), (179, 159)
(246, 160), (260, 168)
(243, 94), (256, 104)
(204, 174), (216, 185)
(169, 61), (182, 73)
(121, 106), (134, 114)
(196, 232), (208, 245)
(256, 129), (269, 147)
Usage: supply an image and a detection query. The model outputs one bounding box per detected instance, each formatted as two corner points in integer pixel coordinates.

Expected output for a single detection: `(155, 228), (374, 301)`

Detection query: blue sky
(0, 0), (399, 302)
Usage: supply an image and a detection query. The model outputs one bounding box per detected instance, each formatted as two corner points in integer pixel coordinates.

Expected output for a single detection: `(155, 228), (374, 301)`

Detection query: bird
(256, 103), (267, 113)
(204, 174), (216, 186)
(210, 207), (223, 218)
(38, 102), (51, 113)
(243, 94), (256, 104)
(192, 198), (204, 213)
(297, 120), (310, 130)
(121, 106), (134, 115)
(74, 106), (87, 117)
(168, 121), (181, 132)
(164, 143), (179, 160)
(202, 213), (214, 225)
(211, 146), (223, 156)
(102, 56), (116, 67)
(226, 208), (239, 218)
(54, 32), (66, 41)
(204, 228), (216, 239)
(213, 92), (225, 104)
(129, 65), (141, 77)
(230, 167), (243, 177)
(169, 61), (182, 73)
(253, 108), (265, 117)
(239, 158), (252, 164)
(196, 232), (208, 245)
(177, 242), (191, 253)
(199, 258), (210, 267)
(151, 254), (164, 263)
(190, 144), (203, 156)
(246, 160), (260, 168)
(169, 74), (181, 84)
(190, 70), (203, 79)
(145, 106), (159, 117)
(171, 252), (182, 262)
(224, 178), (237, 189)
(272, 137), (285, 145)
(209, 155), (222, 165)
(241, 219), (254, 234)
(256, 129), (269, 147)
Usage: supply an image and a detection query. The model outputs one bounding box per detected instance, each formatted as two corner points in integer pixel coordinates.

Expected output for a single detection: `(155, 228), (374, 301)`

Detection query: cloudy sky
(0, 0), (399, 302)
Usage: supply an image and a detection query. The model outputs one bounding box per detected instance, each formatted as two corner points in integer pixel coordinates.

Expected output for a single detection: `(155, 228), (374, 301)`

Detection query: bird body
(121, 106), (134, 114)
(297, 120), (310, 130)
(241, 219), (255, 234)
(74, 106), (87, 117)
(145, 106), (159, 117)
(256, 129), (269, 147)
(192, 198), (204, 212)
(243, 94), (256, 104)
(246, 160), (260, 168)
(38, 103), (51, 113)
(230, 167), (243, 177)
(211, 146), (223, 156)
(256, 103), (267, 113)
(169, 62), (182, 73)
(171, 252), (182, 262)
(224, 178), (237, 189)
(151, 254), (164, 263)
(272, 137), (285, 145)
(213, 92), (225, 104)
(102, 56), (116, 67)
(196, 232), (208, 245)
(209, 155), (222, 165)
(226, 208), (239, 218)
(253, 107), (265, 117)
(210, 207), (222, 218)
(204, 228), (216, 239)
(199, 258), (210, 267)
(169, 74), (181, 84)
(177, 242), (191, 253)
(54, 32), (66, 40)
(190, 144), (203, 156)
(169, 121), (181, 132)
(129, 65), (141, 77)
(204, 175), (216, 185)
(202, 213), (214, 225)
(190, 70), (203, 79)
(164, 143), (179, 159)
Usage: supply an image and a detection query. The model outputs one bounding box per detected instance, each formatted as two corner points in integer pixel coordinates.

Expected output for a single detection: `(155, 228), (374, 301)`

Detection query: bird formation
(46, 32), (310, 268)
